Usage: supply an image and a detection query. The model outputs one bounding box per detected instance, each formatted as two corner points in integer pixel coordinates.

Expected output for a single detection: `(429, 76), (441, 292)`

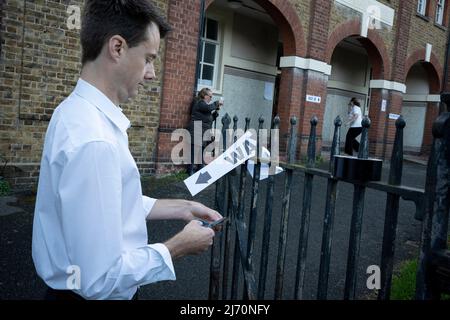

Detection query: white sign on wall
(306, 95), (321, 104)
(264, 82), (274, 101)
(389, 113), (400, 120)
(381, 99), (387, 112)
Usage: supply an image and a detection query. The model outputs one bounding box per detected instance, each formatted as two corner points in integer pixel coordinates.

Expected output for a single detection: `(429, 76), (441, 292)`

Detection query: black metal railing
(209, 111), (450, 300)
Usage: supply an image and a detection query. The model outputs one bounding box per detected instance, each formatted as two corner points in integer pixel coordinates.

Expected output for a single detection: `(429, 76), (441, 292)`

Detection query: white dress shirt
(32, 78), (176, 300)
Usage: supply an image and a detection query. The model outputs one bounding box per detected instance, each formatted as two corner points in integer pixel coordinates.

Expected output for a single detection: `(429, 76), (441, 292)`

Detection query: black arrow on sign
(196, 171), (212, 184)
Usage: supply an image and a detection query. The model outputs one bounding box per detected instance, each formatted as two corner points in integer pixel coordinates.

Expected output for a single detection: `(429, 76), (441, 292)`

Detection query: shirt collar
(73, 78), (131, 132)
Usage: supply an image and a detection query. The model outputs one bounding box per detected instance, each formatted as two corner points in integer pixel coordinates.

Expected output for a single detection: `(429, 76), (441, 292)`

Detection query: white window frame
(435, 0), (446, 25)
(417, 0), (427, 15)
(197, 17), (221, 92)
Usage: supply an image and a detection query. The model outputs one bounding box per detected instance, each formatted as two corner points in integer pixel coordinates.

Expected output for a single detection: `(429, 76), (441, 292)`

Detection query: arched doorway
(323, 36), (383, 148)
(403, 61), (441, 154)
(202, 0), (281, 130)
(157, 0), (305, 170)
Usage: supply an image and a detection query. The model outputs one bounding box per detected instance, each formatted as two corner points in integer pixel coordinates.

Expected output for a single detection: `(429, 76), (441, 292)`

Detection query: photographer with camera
(188, 88), (223, 175)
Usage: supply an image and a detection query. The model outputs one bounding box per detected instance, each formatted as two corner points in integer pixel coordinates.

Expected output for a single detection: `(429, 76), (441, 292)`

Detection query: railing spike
(290, 116), (297, 126)
(307, 116), (318, 167)
(357, 116), (371, 159)
(273, 115), (281, 127)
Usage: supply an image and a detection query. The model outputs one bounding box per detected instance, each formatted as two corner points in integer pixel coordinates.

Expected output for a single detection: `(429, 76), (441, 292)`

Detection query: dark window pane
(204, 43), (216, 64)
(202, 64), (214, 81)
(206, 18), (218, 41)
(197, 61), (202, 79)
(202, 18), (207, 37)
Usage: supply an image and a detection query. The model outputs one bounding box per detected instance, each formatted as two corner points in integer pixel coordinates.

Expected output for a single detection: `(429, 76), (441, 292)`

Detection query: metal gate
(208, 110), (450, 300)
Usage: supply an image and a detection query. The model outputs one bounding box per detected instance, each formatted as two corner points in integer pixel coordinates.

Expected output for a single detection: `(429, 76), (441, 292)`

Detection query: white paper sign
(381, 99), (387, 112)
(389, 113), (400, 120)
(306, 95), (321, 104)
(247, 146), (283, 180)
(184, 131), (256, 196)
(264, 82), (274, 101)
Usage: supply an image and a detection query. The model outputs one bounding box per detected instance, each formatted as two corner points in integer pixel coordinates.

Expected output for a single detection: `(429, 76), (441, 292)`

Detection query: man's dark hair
(80, 0), (171, 65)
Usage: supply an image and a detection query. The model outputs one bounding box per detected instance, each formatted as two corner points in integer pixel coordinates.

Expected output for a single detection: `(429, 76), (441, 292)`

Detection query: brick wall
(383, 91), (404, 158)
(307, 0), (332, 61)
(277, 67), (304, 157)
(404, 0), (447, 153)
(294, 0), (333, 158)
(368, 89), (388, 157)
(408, 0), (448, 65)
(2, 0), (450, 188)
(298, 71), (328, 157)
(391, 0), (414, 83)
(289, 0), (310, 45)
(0, 0), (169, 189)
(155, 0), (201, 173)
(422, 102), (440, 153)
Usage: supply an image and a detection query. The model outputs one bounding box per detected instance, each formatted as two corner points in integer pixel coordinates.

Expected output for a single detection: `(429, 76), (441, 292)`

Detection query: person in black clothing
(188, 88), (223, 175)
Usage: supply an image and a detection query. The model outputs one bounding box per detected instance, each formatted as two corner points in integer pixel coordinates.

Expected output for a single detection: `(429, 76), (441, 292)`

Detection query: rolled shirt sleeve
(142, 195), (157, 219)
(58, 141), (175, 299)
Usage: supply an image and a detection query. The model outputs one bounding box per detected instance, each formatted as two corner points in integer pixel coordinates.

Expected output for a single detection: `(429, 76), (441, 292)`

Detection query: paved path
(0, 196), (24, 217)
(0, 161), (427, 300)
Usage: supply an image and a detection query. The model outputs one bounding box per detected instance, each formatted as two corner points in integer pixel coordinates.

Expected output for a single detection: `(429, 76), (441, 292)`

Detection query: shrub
(0, 177), (11, 196)
(390, 259), (418, 300)
(391, 237), (450, 300)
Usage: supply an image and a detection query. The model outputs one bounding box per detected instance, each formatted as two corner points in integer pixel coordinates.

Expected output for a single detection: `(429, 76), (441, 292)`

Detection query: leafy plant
(141, 170), (189, 195)
(0, 155), (10, 196)
(0, 154), (7, 177)
(315, 154), (324, 165)
(390, 259), (419, 300)
(0, 177), (10, 196)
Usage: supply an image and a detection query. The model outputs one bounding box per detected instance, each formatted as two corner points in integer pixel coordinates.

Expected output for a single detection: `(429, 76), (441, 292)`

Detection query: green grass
(171, 170), (189, 181)
(391, 236), (450, 300)
(390, 259), (419, 300)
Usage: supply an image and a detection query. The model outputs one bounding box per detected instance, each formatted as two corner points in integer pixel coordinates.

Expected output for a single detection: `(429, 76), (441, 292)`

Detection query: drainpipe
(193, 0), (206, 99)
(440, 26), (450, 113)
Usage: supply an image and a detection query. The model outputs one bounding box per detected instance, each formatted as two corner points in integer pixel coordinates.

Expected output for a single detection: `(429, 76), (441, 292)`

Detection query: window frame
(435, 0), (447, 25)
(197, 17), (222, 92)
(417, 0), (428, 16)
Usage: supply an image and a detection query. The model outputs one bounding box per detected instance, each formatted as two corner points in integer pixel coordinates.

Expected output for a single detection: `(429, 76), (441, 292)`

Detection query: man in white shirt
(32, 0), (222, 300)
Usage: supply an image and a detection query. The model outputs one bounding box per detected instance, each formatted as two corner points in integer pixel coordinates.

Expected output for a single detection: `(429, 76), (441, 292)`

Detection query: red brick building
(1, 0), (450, 188)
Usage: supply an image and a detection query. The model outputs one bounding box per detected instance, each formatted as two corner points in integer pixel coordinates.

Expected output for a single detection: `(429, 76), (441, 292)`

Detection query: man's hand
(148, 199), (222, 224)
(148, 199), (223, 258)
(184, 201), (222, 223)
(164, 220), (215, 259)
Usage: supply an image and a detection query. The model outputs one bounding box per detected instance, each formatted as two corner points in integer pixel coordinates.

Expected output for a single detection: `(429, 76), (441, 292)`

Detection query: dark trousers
(45, 287), (85, 301)
(344, 127), (363, 156)
(45, 286), (139, 300)
(189, 143), (205, 175)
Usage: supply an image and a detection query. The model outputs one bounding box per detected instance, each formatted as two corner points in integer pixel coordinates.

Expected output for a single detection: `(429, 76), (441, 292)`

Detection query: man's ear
(108, 35), (127, 62)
